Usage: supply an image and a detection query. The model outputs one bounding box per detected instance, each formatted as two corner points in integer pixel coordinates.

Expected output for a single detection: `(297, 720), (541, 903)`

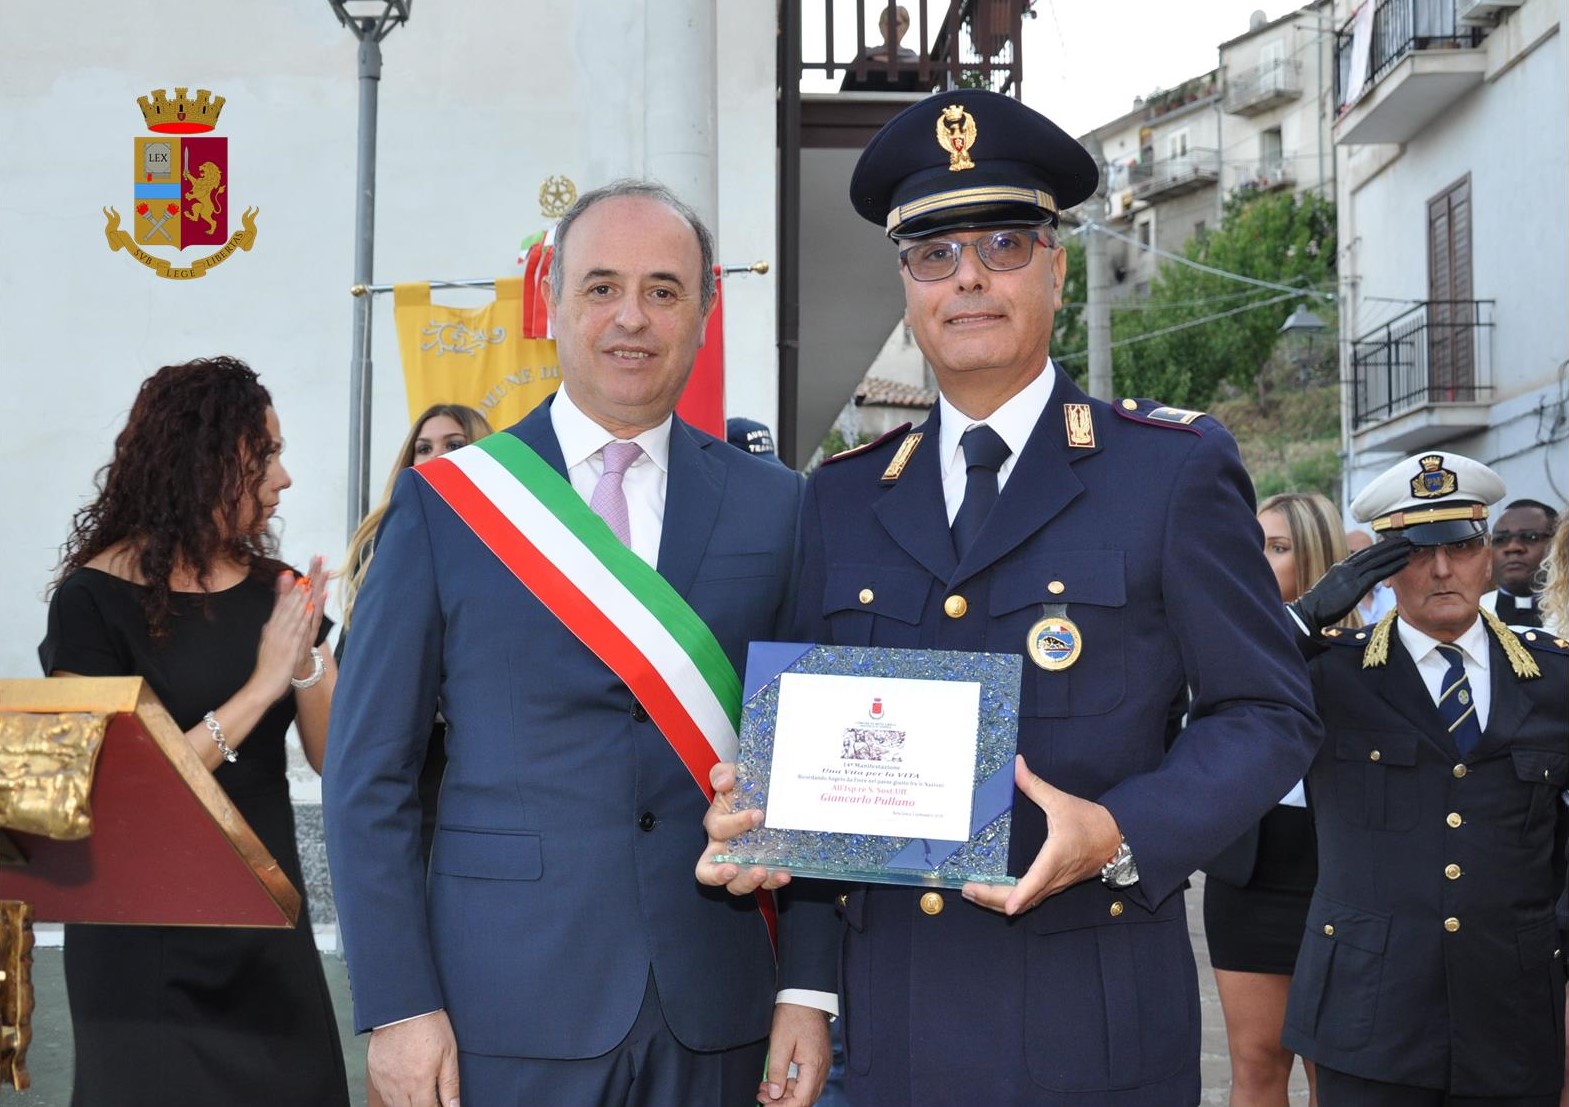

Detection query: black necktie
(951, 424), (1011, 559)
(1435, 643), (1482, 757)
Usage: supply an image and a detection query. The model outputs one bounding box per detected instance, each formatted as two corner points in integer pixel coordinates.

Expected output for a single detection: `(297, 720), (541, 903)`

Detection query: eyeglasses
(1407, 535), (1489, 563)
(899, 229), (1052, 282)
(1491, 529), (1553, 545)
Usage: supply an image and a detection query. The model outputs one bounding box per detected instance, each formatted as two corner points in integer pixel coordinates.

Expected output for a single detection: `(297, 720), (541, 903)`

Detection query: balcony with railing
(1224, 59), (1303, 115)
(1334, 0), (1486, 145)
(1350, 300), (1494, 450)
(1130, 148), (1220, 202)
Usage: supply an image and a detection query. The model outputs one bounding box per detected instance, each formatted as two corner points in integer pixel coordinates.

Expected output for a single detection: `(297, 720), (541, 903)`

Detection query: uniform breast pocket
(990, 551), (1127, 718)
(1330, 729), (1421, 831)
(821, 564), (930, 647)
(1512, 748), (1569, 843)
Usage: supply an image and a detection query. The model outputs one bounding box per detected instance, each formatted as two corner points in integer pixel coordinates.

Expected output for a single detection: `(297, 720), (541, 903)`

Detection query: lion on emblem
(183, 161), (225, 234)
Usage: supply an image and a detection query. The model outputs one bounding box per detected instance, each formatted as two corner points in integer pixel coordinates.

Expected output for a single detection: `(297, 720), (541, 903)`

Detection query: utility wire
(1055, 290), (1303, 363)
(1083, 221), (1336, 301)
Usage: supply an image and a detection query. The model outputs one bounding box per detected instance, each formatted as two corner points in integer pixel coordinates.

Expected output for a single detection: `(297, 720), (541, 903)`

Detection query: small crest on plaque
(1064, 403), (1095, 449)
(1027, 615), (1083, 672)
(1411, 454), (1458, 499)
(935, 104), (977, 172)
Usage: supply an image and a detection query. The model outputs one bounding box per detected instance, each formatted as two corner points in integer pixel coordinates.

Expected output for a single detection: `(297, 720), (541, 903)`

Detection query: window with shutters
(1426, 176), (1474, 401)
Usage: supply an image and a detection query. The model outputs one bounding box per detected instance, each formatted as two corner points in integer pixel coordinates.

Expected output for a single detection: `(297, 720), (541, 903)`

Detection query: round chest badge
(1027, 616), (1083, 671)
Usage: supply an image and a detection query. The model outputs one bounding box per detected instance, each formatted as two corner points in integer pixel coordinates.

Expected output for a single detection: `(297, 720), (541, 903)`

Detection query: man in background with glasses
(1282, 452), (1569, 1106)
(1483, 498), (1559, 629)
(699, 89), (1320, 1106)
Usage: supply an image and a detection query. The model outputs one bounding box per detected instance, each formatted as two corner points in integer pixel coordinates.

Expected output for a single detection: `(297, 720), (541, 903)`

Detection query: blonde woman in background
(1204, 492), (1357, 1107)
(337, 403), (492, 1107)
(1540, 519), (1567, 636)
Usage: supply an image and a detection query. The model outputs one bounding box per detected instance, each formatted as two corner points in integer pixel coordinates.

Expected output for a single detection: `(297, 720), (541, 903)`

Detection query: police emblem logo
(102, 88), (259, 280)
(1026, 615), (1083, 671)
(1410, 454), (1458, 499)
(935, 104), (977, 172)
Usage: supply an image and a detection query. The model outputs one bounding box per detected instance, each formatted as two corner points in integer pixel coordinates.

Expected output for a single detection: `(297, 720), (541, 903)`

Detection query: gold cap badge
(936, 105), (977, 172)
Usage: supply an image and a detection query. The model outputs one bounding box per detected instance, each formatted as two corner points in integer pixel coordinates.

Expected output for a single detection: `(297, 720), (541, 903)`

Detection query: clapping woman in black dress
(39, 357), (349, 1107)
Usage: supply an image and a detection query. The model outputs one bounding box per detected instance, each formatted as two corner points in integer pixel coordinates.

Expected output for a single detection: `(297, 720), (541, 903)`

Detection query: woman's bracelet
(291, 647), (325, 690)
(203, 710), (238, 763)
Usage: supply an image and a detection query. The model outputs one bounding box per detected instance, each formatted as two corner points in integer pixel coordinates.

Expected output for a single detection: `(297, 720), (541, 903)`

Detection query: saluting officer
(699, 89), (1320, 1107)
(1282, 452), (1569, 1107)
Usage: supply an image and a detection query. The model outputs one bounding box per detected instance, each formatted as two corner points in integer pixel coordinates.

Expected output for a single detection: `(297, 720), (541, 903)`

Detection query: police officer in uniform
(699, 89), (1321, 1107)
(1282, 452), (1569, 1107)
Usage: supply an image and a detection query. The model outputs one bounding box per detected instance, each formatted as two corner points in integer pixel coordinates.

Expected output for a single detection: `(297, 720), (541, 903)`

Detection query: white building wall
(1341, 5), (1568, 508)
(0, 0), (779, 683)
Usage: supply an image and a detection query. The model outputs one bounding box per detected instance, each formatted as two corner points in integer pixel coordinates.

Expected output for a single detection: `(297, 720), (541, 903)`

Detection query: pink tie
(590, 441), (642, 546)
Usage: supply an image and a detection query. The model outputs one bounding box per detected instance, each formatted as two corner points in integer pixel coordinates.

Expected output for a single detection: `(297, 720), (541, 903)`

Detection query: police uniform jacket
(1282, 620), (1569, 1096)
(795, 367), (1321, 1107)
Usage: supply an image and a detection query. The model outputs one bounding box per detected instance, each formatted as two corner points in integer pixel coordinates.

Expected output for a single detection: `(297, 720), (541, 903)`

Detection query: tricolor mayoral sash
(415, 432), (776, 947)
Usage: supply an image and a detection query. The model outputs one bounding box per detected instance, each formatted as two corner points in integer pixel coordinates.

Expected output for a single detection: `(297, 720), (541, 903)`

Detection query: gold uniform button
(943, 595), (968, 618)
(1121, 398), (1138, 411)
(1525, 631), (1538, 641)
(1047, 580), (1066, 595)
(1369, 750), (1381, 762)
(1109, 901), (1124, 917)
(1444, 917), (1461, 933)
(858, 588), (874, 605)
(1446, 812), (1463, 828)
(1444, 864), (1461, 880)
(919, 892), (944, 916)
(1323, 923), (1335, 937)
(1453, 764), (1468, 779)
(836, 894), (848, 909)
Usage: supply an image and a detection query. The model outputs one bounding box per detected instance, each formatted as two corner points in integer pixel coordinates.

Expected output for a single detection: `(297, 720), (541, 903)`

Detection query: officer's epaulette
(1112, 397), (1209, 435)
(821, 422), (918, 476)
(1515, 628), (1569, 656)
(1317, 625), (1373, 648)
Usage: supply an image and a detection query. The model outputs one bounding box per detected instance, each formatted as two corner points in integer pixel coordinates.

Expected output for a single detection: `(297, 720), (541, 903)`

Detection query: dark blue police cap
(850, 89), (1099, 239)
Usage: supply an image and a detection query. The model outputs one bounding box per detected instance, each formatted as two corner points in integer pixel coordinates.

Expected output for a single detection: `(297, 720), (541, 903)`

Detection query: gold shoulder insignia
(1112, 398), (1208, 434)
(1481, 608), (1544, 678)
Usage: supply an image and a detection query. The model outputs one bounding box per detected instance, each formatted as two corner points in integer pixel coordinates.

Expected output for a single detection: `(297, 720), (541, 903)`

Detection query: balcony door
(1427, 176), (1474, 401)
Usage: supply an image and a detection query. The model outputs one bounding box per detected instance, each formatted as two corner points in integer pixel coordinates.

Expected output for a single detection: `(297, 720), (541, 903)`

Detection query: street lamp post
(329, 0), (413, 536)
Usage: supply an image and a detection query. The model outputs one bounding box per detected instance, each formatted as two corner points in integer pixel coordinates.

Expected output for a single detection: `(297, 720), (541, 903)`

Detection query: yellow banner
(393, 278), (561, 428)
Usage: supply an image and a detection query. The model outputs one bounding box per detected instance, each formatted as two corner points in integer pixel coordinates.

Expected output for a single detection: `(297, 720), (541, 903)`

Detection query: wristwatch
(1100, 837), (1139, 888)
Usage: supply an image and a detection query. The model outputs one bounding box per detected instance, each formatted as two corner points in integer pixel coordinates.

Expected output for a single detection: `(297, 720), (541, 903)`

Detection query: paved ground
(14, 874), (1307, 1105)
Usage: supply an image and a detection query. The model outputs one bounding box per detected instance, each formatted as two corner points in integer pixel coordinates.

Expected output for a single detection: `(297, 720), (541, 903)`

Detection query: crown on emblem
(1418, 454), (1445, 472)
(138, 88), (225, 134)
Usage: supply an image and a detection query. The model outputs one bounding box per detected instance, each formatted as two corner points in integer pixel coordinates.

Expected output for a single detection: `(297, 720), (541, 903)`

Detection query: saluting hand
(962, 755), (1123, 917)
(695, 762), (794, 895)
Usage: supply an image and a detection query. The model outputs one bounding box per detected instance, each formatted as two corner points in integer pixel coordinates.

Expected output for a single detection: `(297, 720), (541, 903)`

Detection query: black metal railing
(1223, 58), (1302, 113)
(1335, 0), (1484, 107)
(1129, 148), (1220, 200)
(804, 0), (1028, 95)
(1350, 300), (1494, 427)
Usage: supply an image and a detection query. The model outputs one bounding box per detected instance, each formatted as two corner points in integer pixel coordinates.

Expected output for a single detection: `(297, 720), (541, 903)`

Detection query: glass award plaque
(715, 642), (1022, 888)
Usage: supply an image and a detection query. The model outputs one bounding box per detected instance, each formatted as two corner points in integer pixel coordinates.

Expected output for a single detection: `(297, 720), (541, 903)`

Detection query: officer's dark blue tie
(951, 424), (1011, 559)
(1435, 643), (1482, 756)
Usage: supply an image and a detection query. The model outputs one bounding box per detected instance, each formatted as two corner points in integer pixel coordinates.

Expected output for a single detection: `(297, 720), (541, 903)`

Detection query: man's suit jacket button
(1452, 763), (1468, 779)
(1446, 812), (1463, 828)
(943, 595), (968, 619)
(638, 811), (657, 832)
(1444, 916), (1461, 933)
(631, 702), (649, 722)
(1109, 901), (1125, 918)
(1445, 863), (1462, 880)
(919, 892), (944, 916)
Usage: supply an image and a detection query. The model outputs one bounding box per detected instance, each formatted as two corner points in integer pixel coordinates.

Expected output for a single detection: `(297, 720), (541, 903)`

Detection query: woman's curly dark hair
(54, 356), (287, 636)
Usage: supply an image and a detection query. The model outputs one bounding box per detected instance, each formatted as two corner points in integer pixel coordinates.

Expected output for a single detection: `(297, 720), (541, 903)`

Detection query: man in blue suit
(326, 181), (834, 1107)
(700, 91), (1321, 1106)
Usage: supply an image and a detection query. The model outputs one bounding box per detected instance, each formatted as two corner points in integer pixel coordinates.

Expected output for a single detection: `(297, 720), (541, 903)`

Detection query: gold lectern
(0, 678), (301, 1088)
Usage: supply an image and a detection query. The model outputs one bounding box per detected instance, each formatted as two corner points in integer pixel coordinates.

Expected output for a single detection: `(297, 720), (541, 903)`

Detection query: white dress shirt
(937, 362), (1056, 524)
(550, 387), (671, 567)
(1397, 614), (1492, 733)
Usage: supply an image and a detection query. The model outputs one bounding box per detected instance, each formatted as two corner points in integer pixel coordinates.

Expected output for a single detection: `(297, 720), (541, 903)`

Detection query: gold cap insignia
(1410, 454), (1458, 500)
(935, 105), (977, 172)
(539, 175), (578, 219)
